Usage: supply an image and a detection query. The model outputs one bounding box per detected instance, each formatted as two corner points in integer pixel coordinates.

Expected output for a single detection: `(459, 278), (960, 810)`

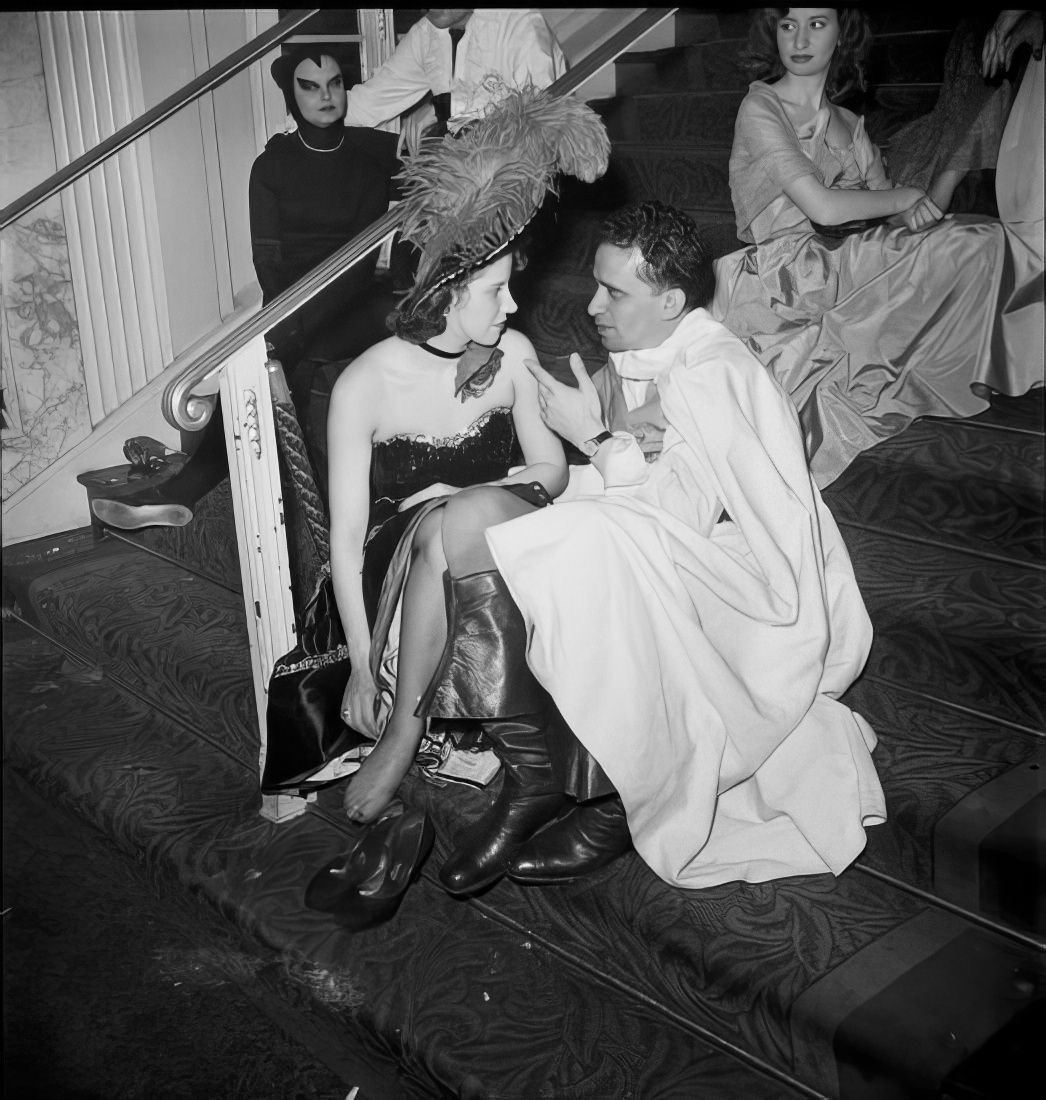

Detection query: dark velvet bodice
(367, 406), (517, 531)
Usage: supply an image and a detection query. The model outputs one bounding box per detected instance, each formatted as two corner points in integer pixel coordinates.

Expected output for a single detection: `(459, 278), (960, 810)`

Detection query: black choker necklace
(420, 341), (467, 358)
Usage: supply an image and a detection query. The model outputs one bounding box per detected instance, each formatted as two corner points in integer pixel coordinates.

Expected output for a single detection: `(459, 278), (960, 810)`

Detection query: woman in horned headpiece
(270, 90), (609, 866)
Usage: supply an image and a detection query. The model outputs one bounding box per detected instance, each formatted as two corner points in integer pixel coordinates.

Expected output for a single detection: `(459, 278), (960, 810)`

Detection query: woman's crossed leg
(342, 487), (535, 822)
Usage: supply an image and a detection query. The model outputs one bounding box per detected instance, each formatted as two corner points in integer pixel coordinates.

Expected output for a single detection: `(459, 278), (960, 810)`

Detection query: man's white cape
(487, 310), (887, 888)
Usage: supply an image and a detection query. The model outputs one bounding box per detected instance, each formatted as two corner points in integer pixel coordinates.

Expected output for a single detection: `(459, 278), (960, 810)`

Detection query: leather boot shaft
(419, 570), (544, 719)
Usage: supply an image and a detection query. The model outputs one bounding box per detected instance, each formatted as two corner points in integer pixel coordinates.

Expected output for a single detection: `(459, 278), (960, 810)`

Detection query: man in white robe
(486, 201), (887, 890)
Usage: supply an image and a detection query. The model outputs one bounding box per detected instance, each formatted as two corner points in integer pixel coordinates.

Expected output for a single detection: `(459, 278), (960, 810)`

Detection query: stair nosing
(851, 863), (1046, 953)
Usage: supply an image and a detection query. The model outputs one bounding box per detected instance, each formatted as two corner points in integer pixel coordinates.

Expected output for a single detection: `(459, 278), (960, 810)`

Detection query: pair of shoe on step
(302, 793), (630, 935)
(304, 802), (435, 932)
(424, 569), (634, 897)
(438, 791), (633, 896)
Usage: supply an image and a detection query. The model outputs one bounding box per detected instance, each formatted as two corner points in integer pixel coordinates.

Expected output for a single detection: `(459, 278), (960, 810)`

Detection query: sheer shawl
(730, 81), (890, 243)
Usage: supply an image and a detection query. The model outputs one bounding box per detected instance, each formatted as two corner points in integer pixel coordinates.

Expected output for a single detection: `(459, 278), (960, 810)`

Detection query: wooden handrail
(164, 7), (678, 432)
(0, 9), (319, 231)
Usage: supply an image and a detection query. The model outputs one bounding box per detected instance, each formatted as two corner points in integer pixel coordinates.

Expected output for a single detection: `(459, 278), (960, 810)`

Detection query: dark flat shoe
(92, 498), (192, 530)
(305, 807), (434, 932)
(304, 817), (399, 914)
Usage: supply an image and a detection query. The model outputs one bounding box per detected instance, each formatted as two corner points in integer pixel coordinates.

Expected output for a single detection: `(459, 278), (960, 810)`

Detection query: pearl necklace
(297, 130), (345, 153)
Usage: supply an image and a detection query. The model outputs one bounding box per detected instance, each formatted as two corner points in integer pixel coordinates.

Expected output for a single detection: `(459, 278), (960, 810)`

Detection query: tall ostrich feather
(396, 86), (610, 305)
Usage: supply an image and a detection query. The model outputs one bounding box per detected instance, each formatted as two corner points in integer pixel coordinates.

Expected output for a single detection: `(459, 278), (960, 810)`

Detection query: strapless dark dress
(361, 406), (517, 617)
(263, 406), (523, 793)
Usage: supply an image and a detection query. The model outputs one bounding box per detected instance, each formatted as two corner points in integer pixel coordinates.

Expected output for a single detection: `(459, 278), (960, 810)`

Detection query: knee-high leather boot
(418, 570), (570, 897)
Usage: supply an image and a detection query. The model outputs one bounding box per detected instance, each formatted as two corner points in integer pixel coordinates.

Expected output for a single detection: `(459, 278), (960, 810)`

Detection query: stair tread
(826, 428), (1046, 565)
(390, 768), (1041, 1100)
(845, 526), (1045, 732)
(2, 628), (805, 1099)
(13, 538), (258, 767)
(845, 676), (1045, 934)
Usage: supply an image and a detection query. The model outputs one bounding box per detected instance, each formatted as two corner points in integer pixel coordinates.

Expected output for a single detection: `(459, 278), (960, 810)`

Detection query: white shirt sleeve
(343, 20), (439, 128)
(499, 10), (568, 90)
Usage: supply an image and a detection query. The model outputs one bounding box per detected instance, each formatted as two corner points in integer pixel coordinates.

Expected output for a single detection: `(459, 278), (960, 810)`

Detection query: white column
(220, 338), (302, 822)
(37, 10), (171, 425)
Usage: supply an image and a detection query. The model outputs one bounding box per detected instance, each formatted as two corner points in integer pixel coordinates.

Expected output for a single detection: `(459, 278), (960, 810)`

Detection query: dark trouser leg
(91, 403), (229, 530)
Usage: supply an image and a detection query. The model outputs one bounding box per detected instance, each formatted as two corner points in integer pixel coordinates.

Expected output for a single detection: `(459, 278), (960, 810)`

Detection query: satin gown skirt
(712, 215), (1043, 487)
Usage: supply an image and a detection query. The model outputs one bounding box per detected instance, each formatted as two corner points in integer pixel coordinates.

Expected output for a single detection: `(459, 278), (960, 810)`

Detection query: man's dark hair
(600, 201), (714, 311)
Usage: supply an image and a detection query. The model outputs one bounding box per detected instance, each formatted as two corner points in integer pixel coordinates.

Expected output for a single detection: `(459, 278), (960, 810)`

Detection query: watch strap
(583, 429), (614, 455)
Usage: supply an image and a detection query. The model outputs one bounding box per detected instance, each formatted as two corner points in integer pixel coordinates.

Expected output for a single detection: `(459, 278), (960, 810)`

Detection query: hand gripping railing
(0, 9), (320, 232)
(163, 7), (677, 433)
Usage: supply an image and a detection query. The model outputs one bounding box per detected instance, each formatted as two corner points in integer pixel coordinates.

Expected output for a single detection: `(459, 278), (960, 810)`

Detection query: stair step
(616, 28), (954, 97)
(0, 625), (804, 1098)
(607, 142), (734, 215)
(11, 538), (258, 768)
(949, 388), (1045, 435)
(825, 425), (1046, 565)
(865, 84), (944, 143)
(844, 526), (1046, 732)
(524, 205), (740, 280)
(385, 770), (1041, 1100)
(513, 272), (607, 374)
(120, 479), (242, 593)
(867, 11), (959, 35)
(670, 9), (727, 46)
(845, 677), (1046, 935)
(615, 39), (750, 95)
(842, 418), (1045, 495)
(866, 29), (953, 85)
(595, 89), (744, 145)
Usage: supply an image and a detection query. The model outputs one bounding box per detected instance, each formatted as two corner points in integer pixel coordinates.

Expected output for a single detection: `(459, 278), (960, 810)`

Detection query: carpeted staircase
(4, 10), (1044, 1099)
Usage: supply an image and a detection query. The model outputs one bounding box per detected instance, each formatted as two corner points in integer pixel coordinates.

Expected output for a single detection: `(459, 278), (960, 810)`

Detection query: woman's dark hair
(600, 201), (714, 311)
(738, 7), (872, 101)
(389, 241), (529, 344)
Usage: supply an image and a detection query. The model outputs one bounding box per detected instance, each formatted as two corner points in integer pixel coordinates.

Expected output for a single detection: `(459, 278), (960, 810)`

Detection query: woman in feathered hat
(319, 89), (609, 893)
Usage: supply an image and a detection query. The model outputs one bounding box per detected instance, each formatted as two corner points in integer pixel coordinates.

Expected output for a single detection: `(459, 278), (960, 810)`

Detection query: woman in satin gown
(711, 8), (1041, 487)
(323, 248), (567, 825)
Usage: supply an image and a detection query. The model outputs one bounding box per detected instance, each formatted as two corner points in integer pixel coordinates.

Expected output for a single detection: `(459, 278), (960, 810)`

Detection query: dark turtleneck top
(248, 123), (400, 358)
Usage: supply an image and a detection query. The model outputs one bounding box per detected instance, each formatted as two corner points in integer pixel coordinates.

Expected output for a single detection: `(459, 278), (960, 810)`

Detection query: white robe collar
(609, 308), (717, 407)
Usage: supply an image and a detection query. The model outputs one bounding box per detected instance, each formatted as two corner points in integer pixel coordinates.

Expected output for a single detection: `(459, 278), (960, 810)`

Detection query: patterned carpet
(3, 389), (1043, 1099)
(4, 10), (1044, 1098)
(2, 765), (403, 1100)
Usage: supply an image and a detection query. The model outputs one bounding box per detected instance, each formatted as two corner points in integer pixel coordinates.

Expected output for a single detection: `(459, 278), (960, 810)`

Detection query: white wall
(542, 8), (676, 99)
(132, 9), (267, 356)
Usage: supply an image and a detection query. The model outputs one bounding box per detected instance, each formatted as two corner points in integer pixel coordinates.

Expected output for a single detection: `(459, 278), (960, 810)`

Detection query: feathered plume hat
(396, 86), (611, 314)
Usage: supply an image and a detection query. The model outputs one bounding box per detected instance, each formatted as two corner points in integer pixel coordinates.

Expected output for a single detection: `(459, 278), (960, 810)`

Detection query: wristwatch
(580, 429), (614, 457)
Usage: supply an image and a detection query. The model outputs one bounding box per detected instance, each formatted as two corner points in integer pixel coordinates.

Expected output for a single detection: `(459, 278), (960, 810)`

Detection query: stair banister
(0, 8), (320, 231)
(164, 7), (679, 434)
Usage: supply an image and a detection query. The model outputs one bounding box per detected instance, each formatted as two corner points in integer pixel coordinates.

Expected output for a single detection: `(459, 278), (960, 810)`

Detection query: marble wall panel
(1, 13), (89, 502)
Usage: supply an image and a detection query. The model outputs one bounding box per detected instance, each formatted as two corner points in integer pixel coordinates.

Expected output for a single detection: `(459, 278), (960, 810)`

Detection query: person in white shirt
(344, 9), (567, 149)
